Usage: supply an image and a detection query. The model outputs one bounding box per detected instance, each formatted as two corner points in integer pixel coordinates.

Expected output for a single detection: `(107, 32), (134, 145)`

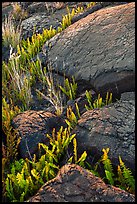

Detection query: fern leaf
(31, 169), (40, 180)
(73, 138), (77, 163)
(16, 172), (26, 189)
(67, 156), (73, 164)
(5, 177), (16, 201)
(105, 170), (114, 185)
(101, 148), (114, 177)
(77, 151), (87, 165)
(119, 156), (135, 192)
(108, 93), (112, 104)
(75, 102), (80, 118)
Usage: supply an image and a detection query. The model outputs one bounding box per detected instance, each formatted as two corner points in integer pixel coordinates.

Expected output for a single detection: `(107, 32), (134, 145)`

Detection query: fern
(118, 156), (135, 193)
(85, 91), (112, 110)
(101, 148), (114, 185)
(65, 106), (78, 129)
(59, 76), (77, 100)
(68, 137), (87, 168)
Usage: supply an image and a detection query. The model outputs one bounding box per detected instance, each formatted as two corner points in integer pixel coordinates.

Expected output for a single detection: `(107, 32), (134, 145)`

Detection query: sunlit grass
(2, 14), (22, 49)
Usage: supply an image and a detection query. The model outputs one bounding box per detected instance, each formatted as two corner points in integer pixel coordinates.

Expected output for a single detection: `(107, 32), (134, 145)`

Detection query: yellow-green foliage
(85, 91), (112, 110)
(59, 76), (77, 100)
(2, 98), (21, 160)
(2, 98), (21, 202)
(101, 148), (115, 185)
(100, 148), (135, 194)
(68, 138), (87, 168)
(5, 126), (76, 202)
(117, 156), (135, 194)
(65, 106), (78, 129)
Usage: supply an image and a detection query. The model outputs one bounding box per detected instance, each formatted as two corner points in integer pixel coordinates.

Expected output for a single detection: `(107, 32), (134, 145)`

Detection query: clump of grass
(35, 66), (63, 116)
(2, 14), (22, 49)
(12, 2), (28, 21)
(2, 46), (32, 111)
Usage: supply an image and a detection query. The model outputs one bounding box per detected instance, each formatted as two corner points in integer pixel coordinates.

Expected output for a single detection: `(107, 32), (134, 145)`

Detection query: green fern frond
(73, 138), (77, 163)
(77, 151), (87, 167)
(119, 156), (135, 192)
(75, 102), (80, 118)
(101, 148), (114, 184)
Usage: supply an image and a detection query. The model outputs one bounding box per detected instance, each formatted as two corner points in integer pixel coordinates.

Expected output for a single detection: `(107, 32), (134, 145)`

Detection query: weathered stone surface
(43, 3), (135, 97)
(27, 164), (135, 202)
(12, 110), (67, 159)
(73, 92), (135, 173)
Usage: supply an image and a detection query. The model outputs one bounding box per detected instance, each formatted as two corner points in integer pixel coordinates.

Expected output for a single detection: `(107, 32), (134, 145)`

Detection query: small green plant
(65, 106), (78, 129)
(85, 90), (112, 110)
(41, 126), (76, 160)
(117, 156), (135, 193)
(29, 57), (47, 86)
(68, 138), (87, 168)
(59, 76), (77, 100)
(60, 13), (72, 30)
(101, 148), (115, 185)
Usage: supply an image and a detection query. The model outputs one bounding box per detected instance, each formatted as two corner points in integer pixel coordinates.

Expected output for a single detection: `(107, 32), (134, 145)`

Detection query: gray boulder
(73, 92), (135, 173)
(43, 2), (135, 98)
(27, 164), (135, 202)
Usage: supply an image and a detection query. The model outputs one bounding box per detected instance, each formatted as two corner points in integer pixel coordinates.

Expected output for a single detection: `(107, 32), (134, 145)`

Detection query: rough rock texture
(73, 92), (135, 173)
(43, 3), (135, 97)
(12, 110), (66, 159)
(27, 164), (135, 202)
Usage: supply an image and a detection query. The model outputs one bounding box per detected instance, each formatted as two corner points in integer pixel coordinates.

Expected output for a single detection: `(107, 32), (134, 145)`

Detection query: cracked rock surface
(27, 164), (135, 202)
(73, 92), (135, 173)
(43, 3), (135, 97)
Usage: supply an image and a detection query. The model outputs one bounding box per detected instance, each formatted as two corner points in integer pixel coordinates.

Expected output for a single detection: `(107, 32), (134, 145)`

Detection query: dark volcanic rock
(73, 92), (135, 173)
(27, 164), (135, 202)
(43, 3), (135, 98)
(12, 110), (66, 159)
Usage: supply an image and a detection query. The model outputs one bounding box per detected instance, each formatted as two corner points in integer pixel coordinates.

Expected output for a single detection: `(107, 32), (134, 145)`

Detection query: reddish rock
(12, 110), (66, 159)
(27, 164), (135, 202)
